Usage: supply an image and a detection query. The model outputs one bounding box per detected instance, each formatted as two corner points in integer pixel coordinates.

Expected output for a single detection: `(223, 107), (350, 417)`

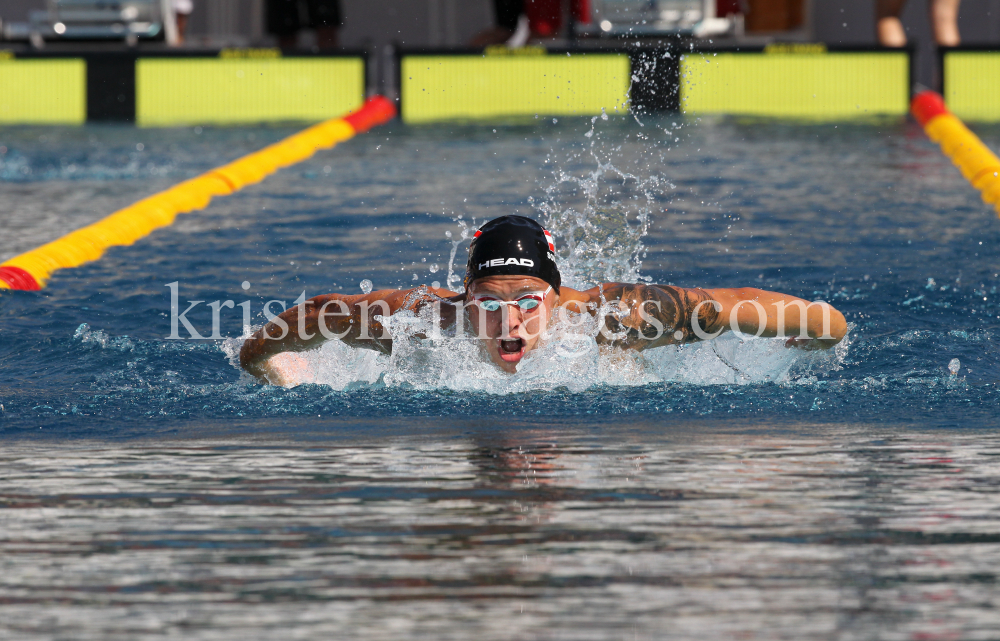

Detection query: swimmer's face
(466, 275), (557, 373)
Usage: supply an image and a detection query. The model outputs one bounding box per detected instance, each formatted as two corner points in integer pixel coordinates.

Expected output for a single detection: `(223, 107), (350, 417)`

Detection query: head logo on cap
(464, 216), (561, 292)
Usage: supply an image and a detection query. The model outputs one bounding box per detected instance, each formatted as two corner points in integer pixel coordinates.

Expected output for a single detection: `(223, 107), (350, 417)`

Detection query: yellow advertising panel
(680, 52), (908, 117)
(0, 58), (86, 124)
(944, 52), (1000, 121)
(136, 57), (365, 126)
(401, 53), (630, 123)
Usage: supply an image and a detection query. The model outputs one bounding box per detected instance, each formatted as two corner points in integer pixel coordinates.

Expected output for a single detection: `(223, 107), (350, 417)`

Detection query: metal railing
(3, 0), (165, 45)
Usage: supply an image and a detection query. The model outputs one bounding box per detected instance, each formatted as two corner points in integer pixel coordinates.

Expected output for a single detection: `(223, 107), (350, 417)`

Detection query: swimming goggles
(472, 286), (552, 312)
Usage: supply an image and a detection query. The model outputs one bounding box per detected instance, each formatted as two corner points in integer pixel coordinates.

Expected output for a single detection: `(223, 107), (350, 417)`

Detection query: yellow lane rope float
(911, 90), (1000, 218)
(0, 96), (397, 291)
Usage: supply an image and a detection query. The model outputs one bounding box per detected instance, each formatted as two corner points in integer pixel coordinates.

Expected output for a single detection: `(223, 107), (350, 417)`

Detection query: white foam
(532, 116), (669, 289)
(222, 306), (849, 392)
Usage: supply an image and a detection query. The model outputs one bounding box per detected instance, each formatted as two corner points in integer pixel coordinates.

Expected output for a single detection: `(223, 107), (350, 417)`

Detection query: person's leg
(495, 0), (523, 30)
(175, 12), (188, 43)
(931, 0), (961, 46)
(170, 0), (193, 44)
(876, 0), (909, 47)
(267, 0), (302, 49)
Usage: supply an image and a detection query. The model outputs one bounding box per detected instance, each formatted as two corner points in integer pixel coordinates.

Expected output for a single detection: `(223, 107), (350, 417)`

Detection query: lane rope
(0, 95), (397, 291)
(912, 90), (1000, 218)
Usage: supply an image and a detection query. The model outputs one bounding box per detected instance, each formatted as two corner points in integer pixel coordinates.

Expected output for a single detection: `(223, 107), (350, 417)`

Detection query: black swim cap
(464, 216), (561, 292)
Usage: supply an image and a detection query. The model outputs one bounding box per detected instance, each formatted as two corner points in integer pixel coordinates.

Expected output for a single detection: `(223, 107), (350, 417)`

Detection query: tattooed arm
(563, 284), (846, 351)
(704, 287), (846, 349)
(239, 287), (460, 380)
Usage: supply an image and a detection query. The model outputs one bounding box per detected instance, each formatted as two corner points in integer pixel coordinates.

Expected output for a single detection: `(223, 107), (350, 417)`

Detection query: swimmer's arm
(567, 284), (845, 350)
(239, 288), (461, 379)
(571, 283), (725, 350)
(704, 288), (847, 349)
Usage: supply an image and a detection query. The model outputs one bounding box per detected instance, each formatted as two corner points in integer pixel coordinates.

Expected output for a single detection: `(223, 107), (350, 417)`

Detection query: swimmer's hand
(250, 353), (312, 387)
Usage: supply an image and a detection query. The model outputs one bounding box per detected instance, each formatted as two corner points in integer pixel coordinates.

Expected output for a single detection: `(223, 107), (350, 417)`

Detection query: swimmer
(240, 216), (847, 381)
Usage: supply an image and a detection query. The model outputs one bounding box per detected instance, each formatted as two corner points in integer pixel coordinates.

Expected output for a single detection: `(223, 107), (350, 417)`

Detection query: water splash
(225, 305), (848, 393)
(532, 114), (670, 289)
(440, 115), (673, 292)
(444, 219), (477, 292)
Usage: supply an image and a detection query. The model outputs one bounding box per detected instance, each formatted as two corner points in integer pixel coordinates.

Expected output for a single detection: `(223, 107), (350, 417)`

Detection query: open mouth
(498, 338), (525, 362)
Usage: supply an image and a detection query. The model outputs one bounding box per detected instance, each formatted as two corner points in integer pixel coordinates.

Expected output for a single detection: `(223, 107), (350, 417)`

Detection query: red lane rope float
(912, 90), (1000, 217)
(0, 95), (397, 291)
(0, 266), (41, 291)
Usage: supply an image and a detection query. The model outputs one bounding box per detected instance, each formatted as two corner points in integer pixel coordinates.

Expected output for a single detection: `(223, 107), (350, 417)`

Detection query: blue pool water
(1, 115), (999, 639)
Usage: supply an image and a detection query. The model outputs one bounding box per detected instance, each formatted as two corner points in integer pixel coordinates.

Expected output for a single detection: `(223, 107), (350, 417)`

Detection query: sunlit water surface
(1, 115), (999, 639)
